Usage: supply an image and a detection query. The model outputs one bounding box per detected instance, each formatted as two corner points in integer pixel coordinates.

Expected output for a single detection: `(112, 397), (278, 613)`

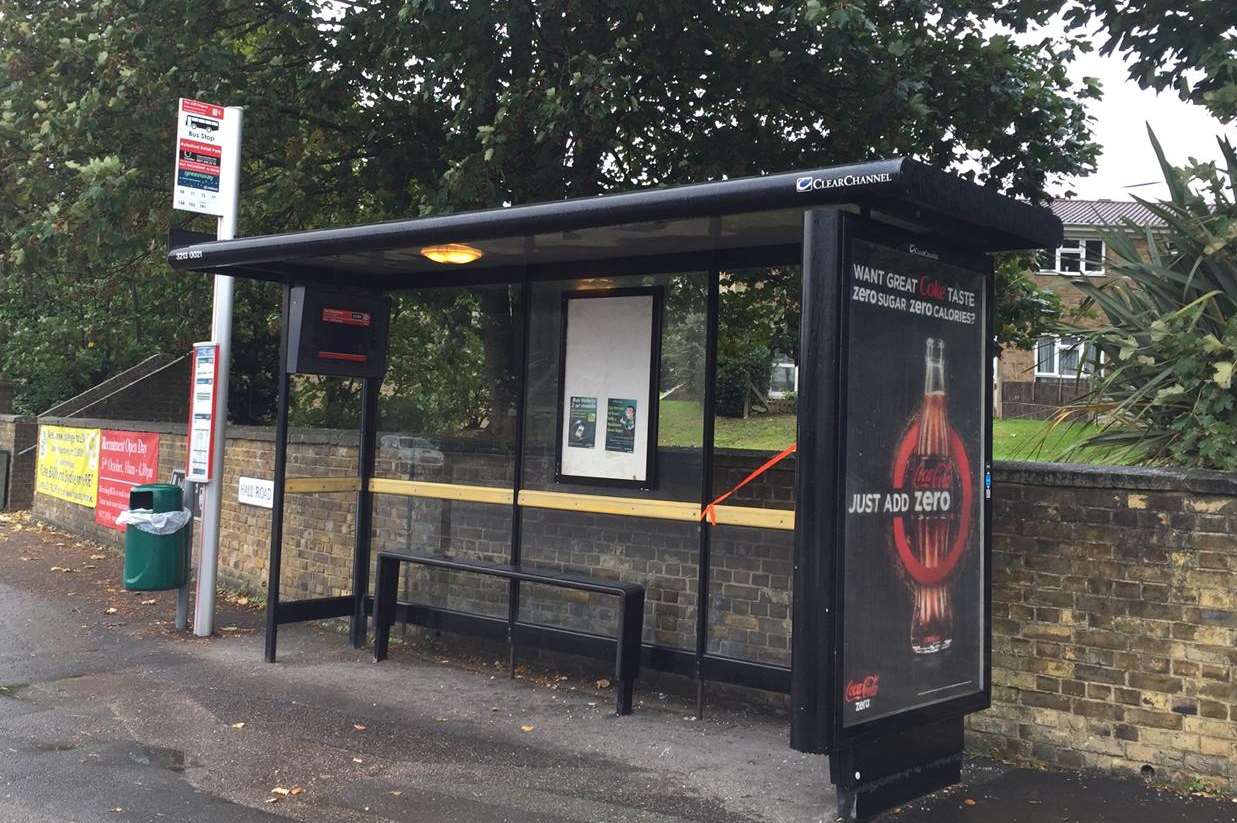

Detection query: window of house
(1035, 335), (1094, 378)
(1038, 239), (1105, 276)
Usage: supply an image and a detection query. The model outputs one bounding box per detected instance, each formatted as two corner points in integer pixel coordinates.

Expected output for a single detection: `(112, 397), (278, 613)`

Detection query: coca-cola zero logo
(846, 674), (879, 711)
(890, 420), (974, 587)
(845, 675), (880, 702)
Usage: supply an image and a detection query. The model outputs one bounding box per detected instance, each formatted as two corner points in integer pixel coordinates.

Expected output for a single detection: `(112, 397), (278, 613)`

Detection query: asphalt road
(2, 514), (1235, 823)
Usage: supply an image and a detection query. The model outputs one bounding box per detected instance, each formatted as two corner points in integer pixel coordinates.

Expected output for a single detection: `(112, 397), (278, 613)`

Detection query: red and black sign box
(286, 286), (391, 379)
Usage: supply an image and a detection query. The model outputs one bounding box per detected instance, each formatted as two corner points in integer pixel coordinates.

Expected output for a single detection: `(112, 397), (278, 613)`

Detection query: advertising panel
(35, 425), (101, 507)
(96, 431), (159, 531)
(838, 237), (987, 731)
(556, 289), (660, 486)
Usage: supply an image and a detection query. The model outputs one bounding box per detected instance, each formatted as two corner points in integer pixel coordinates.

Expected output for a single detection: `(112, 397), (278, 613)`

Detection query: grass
(660, 399), (1131, 464)
(659, 400), (796, 451)
(993, 418), (1098, 462)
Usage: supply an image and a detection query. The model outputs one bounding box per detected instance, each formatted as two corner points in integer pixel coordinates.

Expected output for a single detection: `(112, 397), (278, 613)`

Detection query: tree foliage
(1063, 130), (1237, 470)
(1067, 0), (1237, 122)
(0, 0), (1099, 423)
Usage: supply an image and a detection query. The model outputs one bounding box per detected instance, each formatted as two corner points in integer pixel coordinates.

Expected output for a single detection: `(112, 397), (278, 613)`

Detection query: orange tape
(700, 443), (797, 524)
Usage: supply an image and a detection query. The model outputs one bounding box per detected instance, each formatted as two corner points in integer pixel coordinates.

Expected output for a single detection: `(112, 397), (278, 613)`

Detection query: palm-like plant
(1060, 128), (1237, 470)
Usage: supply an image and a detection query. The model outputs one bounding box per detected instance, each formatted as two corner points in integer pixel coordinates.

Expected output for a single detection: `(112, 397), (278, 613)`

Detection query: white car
(380, 434), (445, 468)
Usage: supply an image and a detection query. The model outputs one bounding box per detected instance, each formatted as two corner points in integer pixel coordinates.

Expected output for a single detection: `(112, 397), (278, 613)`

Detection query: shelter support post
(790, 209), (844, 753)
(507, 271), (532, 679)
(693, 265), (720, 719)
(351, 376), (380, 648)
(264, 285), (292, 663)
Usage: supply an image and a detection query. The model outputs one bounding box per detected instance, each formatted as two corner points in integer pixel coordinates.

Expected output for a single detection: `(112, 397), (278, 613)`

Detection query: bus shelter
(169, 159), (1060, 819)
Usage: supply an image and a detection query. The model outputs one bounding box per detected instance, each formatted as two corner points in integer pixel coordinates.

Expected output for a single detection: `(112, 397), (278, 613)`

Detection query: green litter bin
(122, 483), (190, 591)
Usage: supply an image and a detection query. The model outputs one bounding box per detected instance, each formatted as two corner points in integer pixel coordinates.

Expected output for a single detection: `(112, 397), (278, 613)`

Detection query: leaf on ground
(104, 607), (118, 615)
(230, 722), (245, 729)
(353, 723), (366, 731)
(141, 599), (156, 605)
(595, 678), (611, 689)
(352, 757), (363, 764)
(90, 554), (106, 560)
(963, 798), (976, 807)
(19, 556), (31, 561)
(520, 724), (535, 733)
(289, 786), (304, 796)
(271, 786), (290, 797)
(389, 790), (402, 796)
(264, 797), (279, 804)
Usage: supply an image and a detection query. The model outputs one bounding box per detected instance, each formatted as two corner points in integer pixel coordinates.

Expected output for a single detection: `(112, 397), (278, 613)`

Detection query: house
(996, 198), (1165, 419)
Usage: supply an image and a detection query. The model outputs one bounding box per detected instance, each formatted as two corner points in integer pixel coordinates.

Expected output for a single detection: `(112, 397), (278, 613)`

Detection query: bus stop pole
(193, 106), (243, 637)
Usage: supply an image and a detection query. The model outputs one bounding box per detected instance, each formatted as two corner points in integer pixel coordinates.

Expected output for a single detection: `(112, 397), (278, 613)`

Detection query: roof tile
(1051, 199), (1166, 228)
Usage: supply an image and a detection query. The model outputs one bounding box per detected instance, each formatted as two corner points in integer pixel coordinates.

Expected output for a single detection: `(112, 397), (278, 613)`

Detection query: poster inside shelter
(839, 239), (986, 729)
(557, 291), (658, 484)
(605, 399), (637, 453)
(568, 396), (598, 448)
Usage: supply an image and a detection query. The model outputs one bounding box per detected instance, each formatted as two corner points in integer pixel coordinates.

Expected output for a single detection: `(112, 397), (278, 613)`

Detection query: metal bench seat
(372, 551), (646, 715)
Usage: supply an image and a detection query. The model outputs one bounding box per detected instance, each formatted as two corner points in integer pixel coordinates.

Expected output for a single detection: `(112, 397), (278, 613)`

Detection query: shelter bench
(371, 551), (646, 715)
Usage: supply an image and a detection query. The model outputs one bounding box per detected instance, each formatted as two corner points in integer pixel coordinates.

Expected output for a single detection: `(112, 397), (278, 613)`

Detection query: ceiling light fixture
(420, 243), (484, 264)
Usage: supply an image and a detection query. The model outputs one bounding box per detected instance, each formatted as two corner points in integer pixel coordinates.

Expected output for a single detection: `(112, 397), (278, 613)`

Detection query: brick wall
(25, 417), (1237, 789)
(0, 415), (37, 510)
(972, 461), (1237, 790)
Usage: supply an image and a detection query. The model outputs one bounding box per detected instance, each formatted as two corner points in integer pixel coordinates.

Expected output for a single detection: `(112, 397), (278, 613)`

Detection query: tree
(1, 0), (1097, 424)
(1067, 0), (1237, 122)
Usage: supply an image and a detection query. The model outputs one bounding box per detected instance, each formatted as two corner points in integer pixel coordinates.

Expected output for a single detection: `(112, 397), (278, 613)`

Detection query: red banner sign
(95, 430), (160, 531)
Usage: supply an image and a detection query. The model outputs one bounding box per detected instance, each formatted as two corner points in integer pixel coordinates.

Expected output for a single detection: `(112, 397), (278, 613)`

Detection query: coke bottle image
(908, 337), (954, 654)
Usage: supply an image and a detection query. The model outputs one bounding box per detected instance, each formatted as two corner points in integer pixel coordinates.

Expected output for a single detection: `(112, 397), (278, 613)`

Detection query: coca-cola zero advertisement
(840, 239), (986, 729)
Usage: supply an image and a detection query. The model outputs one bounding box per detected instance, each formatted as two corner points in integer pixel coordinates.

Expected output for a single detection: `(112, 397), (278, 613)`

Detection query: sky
(1053, 49), (1236, 202)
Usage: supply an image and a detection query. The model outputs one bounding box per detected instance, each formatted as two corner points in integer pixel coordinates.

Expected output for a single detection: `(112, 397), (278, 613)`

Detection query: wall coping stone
(30, 418), (1231, 495)
(0, 414), (36, 424)
(993, 460), (1237, 496)
(38, 416), (188, 435)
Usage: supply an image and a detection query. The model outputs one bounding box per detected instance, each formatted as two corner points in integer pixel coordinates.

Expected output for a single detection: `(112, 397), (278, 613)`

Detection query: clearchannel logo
(795, 172), (893, 193)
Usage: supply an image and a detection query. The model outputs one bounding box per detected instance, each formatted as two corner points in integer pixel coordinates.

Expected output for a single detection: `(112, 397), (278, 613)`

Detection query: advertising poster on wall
(96, 431), (160, 531)
(35, 425), (101, 508)
(839, 238), (986, 730)
(557, 290), (660, 485)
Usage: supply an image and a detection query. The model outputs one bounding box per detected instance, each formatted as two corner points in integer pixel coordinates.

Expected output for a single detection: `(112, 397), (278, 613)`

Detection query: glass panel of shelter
(518, 271), (707, 650)
(706, 264), (800, 670)
(280, 373), (362, 606)
(370, 284), (521, 620)
(363, 263), (802, 677)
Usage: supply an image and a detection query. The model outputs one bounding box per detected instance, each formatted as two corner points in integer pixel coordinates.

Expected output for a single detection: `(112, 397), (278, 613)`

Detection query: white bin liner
(115, 508), (192, 535)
